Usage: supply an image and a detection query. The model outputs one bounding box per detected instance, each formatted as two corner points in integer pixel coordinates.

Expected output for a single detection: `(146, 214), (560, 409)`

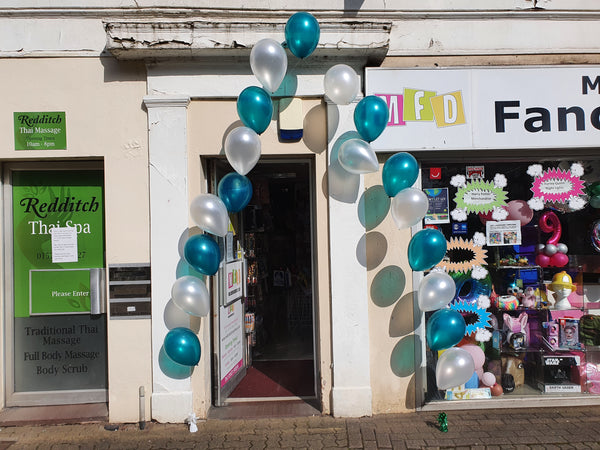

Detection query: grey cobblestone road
(0, 406), (599, 449)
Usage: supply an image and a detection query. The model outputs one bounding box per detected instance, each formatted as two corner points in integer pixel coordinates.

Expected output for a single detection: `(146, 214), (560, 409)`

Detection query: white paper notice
(51, 227), (78, 263)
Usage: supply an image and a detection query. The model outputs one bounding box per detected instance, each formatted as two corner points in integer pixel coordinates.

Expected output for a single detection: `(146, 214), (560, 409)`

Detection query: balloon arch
(159, 11), (474, 394)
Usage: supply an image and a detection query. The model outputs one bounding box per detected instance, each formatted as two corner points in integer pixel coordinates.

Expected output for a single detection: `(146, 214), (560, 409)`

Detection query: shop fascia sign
(365, 66), (600, 151)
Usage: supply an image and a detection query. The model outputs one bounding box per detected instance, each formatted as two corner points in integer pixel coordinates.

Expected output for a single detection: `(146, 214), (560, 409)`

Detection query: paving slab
(0, 405), (599, 449)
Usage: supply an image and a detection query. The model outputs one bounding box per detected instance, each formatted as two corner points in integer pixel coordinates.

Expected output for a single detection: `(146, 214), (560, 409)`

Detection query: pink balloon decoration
(506, 200), (534, 226)
(482, 371), (496, 387)
(539, 211), (561, 245)
(460, 344), (485, 370)
(551, 252), (569, 267)
(537, 211), (569, 268)
(535, 253), (551, 267)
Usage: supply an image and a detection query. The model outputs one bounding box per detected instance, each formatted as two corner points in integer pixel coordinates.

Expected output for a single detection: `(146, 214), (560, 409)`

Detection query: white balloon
(190, 194), (229, 237)
(436, 347), (475, 390)
(391, 188), (429, 229)
(338, 138), (378, 174)
(225, 127), (261, 176)
(250, 38), (288, 94)
(324, 64), (360, 105)
(418, 271), (456, 312)
(171, 276), (210, 317)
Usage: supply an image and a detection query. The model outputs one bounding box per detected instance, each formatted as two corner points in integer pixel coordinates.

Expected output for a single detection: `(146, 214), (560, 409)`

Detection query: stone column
(327, 98), (373, 417)
(143, 95), (192, 423)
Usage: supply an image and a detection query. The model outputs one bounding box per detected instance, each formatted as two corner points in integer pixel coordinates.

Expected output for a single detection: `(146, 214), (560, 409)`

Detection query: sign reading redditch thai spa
(365, 66), (600, 151)
(12, 171), (106, 392)
(14, 112), (66, 150)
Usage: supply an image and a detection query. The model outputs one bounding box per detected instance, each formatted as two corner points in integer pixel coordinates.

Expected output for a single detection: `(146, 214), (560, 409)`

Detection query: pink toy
(503, 312), (529, 348)
(580, 363), (600, 394)
(521, 287), (537, 308)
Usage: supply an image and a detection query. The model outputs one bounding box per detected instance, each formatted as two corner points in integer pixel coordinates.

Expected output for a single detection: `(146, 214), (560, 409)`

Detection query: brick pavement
(0, 406), (599, 449)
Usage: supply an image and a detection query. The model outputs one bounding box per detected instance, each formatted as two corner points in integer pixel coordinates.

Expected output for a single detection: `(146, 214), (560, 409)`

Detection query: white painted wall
(0, 57), (151, 422)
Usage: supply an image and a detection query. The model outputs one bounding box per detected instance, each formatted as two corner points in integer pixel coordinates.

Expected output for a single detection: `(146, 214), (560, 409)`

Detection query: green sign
(13, 170), (104, 318)
(12, 170), (107, 395)
(30, 269), (91, 315)
(14, 112), (66, 150)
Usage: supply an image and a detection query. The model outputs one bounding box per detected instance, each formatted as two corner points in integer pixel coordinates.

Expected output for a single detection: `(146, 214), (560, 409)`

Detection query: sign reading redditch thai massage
(365, 66), (600, 151)
(14, 112), (66, 150)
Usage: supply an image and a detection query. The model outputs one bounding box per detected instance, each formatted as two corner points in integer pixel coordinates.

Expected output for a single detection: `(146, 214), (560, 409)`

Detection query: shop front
(366, 65), (600, 408)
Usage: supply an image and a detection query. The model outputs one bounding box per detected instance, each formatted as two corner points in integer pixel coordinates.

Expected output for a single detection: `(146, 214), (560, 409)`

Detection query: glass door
(4, 162), (107, 406)
(210, 160), (247, 406)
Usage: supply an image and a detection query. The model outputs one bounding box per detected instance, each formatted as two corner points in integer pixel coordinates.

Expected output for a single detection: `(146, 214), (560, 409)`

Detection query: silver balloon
(544, 244), (558, 256)
(391, 188), (429, 229)
(338, 138), (378, 174)
(190, 194), (229, 237)
(171, 275), (210, 317)
(250, 38), (288, 94)
(557, 243), (568, 254)
(418, 271), (456, 312)
(324, 64), (360, 105)
(436, 347), (475, 390)
(225, 126), (261, 176)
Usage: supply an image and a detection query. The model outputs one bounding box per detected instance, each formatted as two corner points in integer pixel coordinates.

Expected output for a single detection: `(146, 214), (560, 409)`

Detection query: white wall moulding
(104, 20), (391, 64)
(389, 18), (600, 57)
(3, 1), (600, 13)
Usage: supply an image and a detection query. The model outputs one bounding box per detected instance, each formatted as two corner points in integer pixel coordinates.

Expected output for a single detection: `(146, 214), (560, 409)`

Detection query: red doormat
(229, 360), (315, 398)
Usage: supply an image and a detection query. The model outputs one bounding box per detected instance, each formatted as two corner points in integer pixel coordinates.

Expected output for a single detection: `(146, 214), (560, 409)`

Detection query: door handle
(90, 268), (106, 315)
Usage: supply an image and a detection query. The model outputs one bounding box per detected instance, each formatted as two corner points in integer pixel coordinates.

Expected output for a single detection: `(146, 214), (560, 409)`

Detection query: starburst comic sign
(450, 174), (508, 222)
(527, 163), (586, 211)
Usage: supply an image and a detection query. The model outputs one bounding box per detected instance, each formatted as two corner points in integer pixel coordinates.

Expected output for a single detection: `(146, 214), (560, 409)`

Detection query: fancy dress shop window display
(420, 159), (600, 401)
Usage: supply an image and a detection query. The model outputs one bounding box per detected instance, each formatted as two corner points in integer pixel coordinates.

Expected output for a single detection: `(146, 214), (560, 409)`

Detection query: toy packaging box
(559, 318), (582, 350)
(533, 353), (582, 393)
(445, 387), (492, 400)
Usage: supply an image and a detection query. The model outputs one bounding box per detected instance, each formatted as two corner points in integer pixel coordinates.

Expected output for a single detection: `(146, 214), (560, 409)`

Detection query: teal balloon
(408, 228), (447, 271)
(237, 86), (273, 135)
(218, 172), (253, 213)
(285, 12), (320, 59)
(591, 195), (600, 209)
(354, 95), (389, 142)
(184, 234), (220, 276)
(382, 152), (419, 197)
(164, 327), (201, 366)
(426, 309), (466, 351)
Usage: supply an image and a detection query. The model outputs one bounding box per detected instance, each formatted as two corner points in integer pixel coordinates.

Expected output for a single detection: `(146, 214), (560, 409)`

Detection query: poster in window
(486, 220), (522, 246)
(424, 188), (450, 224)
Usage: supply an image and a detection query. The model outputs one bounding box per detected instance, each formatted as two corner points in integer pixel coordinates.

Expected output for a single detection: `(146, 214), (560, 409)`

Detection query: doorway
(213, 159), (317, 405)
(3, 162), (107, 407)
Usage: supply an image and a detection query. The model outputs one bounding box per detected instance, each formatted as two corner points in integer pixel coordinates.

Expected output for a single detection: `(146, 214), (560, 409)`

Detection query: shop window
(420, 158), (600, 403)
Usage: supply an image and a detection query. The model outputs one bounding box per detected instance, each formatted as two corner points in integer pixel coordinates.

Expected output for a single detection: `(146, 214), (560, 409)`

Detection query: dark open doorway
(229, 160), (316, 401)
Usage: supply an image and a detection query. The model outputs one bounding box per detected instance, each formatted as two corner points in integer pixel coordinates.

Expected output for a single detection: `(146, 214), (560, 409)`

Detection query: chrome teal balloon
(237, 86), (273, 135)
(285, 12), (320, 59)
(408, 228), (447, 272)
(354, 95), (389, 142)
(184, 234), (220, 276)
(426, 309), (466, 351)
(382, 152), (419, 197)
(218, 172), (253, 213)
(164, 327), (201, 366)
